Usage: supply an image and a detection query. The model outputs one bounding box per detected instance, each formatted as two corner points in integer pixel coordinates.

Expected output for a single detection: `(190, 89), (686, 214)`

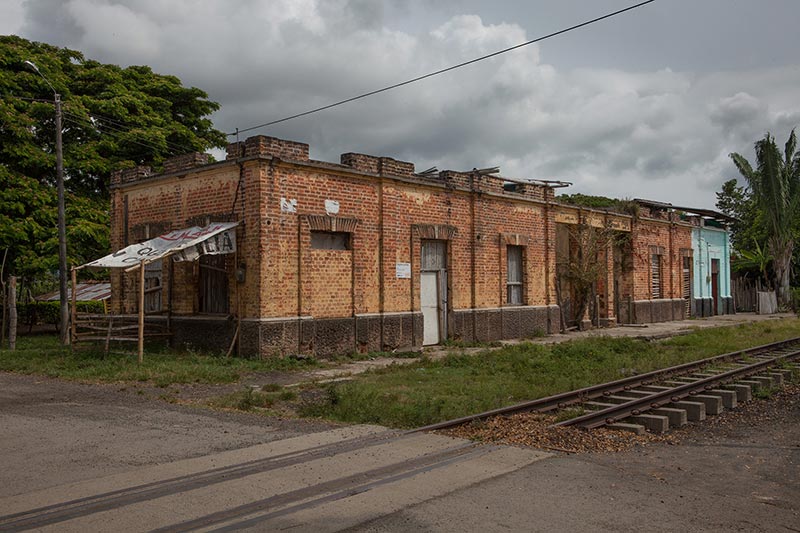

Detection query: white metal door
(421, 272), (439, 345)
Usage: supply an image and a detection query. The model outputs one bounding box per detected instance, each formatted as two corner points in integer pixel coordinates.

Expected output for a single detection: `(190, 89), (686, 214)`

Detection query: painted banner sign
(83, 222), (238, 269)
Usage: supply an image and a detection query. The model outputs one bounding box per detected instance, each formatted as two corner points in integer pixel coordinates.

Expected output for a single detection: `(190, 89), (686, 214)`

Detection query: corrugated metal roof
(38, 282), (111, 302)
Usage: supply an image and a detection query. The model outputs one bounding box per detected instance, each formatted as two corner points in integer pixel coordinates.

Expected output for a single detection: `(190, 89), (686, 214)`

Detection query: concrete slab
(725, 383), (753, 402)
(692, 394), (724, 415)
(669, 401), (706, 421)
(0, 428), (550, 532)
(628, 414), (669, 433)
(605, 423), (645, 435)
(767, 372), (785, 386)
(750, 376), (776, 390)
(708, 389), (738, 409)
(651, 407), (688, 427)
(738, 379), (763, 392)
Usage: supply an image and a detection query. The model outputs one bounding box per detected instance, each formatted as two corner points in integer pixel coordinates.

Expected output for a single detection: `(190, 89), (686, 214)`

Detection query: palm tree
(730, 130), (800, 307)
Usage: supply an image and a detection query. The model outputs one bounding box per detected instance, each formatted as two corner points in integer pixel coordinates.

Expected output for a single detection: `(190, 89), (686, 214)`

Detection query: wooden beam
(138, 260), (145, 363)
(70, 268), (77, 348)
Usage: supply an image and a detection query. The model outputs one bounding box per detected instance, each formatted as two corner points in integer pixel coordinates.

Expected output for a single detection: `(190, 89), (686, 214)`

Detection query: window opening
(421, 240), (447, 271)
(311, 231), (350, 250)
(144, 259), (162, 313)
(651, 253), (662, 299)
(507, 245), (524, 305)
(682, 256), (691, 315)
(199, 255), (229, 314)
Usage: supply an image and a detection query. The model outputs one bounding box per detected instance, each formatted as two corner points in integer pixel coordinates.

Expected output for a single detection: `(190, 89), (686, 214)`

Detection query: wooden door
(421, 240), (447, 345)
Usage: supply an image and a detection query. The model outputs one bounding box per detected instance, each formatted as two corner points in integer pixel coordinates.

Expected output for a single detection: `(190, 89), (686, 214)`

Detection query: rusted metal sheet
(38, 282), (111, 302)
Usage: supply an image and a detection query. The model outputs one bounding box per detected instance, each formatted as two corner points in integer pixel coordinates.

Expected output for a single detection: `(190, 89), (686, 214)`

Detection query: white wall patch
(281, 198), (297, 213)
(325, 199), (340, 215)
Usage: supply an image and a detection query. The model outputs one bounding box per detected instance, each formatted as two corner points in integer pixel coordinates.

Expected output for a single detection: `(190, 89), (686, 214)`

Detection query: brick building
(108, 135), (705, 357)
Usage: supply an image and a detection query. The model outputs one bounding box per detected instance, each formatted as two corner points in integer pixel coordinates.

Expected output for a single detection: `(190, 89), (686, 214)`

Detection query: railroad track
(416, 337), (800, 435)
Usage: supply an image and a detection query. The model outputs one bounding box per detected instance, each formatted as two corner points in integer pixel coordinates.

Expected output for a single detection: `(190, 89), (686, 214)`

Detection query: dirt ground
(351, 385), (800, 532)
(0, 372), (337, 498)
(1, 312), (798, 531)
(1, 370), (797, 531)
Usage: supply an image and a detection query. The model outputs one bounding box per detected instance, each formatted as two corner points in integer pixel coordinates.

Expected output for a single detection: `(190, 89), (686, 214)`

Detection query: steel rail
(555, 348), (800, 429)
(413, 336), (800, 433)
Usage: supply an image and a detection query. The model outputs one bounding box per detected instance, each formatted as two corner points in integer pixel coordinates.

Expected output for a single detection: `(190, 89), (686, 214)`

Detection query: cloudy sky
(3, 0), (799, 207)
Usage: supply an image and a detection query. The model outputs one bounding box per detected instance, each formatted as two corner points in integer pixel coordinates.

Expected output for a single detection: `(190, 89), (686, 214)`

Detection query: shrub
(17, 300), (106, 326)
(791, 287), (800, 314)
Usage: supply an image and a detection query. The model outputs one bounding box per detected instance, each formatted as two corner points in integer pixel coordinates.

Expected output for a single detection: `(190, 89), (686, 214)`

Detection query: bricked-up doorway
(421, 240), (447, 345)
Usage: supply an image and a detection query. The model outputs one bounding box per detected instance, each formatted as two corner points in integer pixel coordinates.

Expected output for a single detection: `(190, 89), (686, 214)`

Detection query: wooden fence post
(71, 268), (77, 348)
(138, 260), (145, 364)
(8, 276), (17, 351)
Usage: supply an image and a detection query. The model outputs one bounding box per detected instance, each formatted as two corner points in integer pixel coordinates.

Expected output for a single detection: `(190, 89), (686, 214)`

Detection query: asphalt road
(1, 370), (798, 532)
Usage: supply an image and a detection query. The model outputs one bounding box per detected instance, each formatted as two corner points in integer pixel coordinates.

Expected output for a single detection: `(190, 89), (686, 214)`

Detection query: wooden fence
(732, 277), (772, 313)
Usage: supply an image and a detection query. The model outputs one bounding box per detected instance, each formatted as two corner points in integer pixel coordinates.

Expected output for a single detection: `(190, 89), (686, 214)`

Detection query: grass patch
(753, 386), (780, 400)
(300, 318), (800, 428)
(0, 335), (320, 385)
(208, 386), (298, 411)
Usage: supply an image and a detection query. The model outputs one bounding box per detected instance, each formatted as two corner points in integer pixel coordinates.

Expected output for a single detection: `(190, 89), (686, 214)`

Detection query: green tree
(729, 130), (800, 306)
(0, 36), (227, 289)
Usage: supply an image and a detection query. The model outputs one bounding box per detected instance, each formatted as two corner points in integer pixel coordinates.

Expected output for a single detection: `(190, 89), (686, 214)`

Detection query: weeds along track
(415, 337), (800, 435)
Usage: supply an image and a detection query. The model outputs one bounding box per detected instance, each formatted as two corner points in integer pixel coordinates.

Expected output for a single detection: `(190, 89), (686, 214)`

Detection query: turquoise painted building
(691, 219), (734, 316)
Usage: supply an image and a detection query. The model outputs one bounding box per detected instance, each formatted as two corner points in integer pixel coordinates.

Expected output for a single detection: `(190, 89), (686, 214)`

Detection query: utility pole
(25, 60), (69, 345)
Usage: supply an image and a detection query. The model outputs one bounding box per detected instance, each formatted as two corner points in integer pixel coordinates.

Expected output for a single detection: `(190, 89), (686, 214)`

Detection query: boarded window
(144, 259), (162, 313)
(651, 253), (662, 299)
(507, 245), (524, 305)
(199, 255), (229, 314)
(311, 231), (350, 250)
(421, 240), (447, 271)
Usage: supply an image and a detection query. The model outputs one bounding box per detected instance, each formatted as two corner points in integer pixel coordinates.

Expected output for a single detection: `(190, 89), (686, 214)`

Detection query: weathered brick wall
(261, 165), (381, 318)
(110, 165), (243, 316)
(110, 134), (700, 355)
(630, 217), (692, 301)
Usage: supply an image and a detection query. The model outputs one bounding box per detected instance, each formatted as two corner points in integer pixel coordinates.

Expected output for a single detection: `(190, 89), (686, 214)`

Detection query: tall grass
(0, 336), (318, 385)
(301, 319), (800, 428)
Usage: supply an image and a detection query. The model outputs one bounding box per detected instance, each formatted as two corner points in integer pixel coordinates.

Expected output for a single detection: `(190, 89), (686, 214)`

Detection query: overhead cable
(230, 0), (656, 136)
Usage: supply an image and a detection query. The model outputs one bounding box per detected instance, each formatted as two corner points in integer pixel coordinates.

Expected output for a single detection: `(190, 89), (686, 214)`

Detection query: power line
(63, 110), (201, 157)
(62, 113), (185, 158)
(231, 0), (656, 136)
(4, 95), (201, 157)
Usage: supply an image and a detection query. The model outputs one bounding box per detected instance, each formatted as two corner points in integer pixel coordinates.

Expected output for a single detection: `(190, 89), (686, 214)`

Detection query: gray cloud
(8, 0), (800, 208)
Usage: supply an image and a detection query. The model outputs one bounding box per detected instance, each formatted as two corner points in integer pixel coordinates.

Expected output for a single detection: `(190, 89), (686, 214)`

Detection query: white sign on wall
(396, 262), (411, 279)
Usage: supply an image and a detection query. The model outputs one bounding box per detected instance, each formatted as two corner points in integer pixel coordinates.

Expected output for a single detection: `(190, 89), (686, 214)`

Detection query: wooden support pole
(8, 276), (16, 351)
(70, 268), (77, 348)
(138, 260), (145, 363)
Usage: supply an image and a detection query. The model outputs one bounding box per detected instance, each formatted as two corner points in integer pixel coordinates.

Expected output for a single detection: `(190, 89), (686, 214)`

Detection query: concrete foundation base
(449, 305), (559, 343)
(240, 312), (424, 358)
